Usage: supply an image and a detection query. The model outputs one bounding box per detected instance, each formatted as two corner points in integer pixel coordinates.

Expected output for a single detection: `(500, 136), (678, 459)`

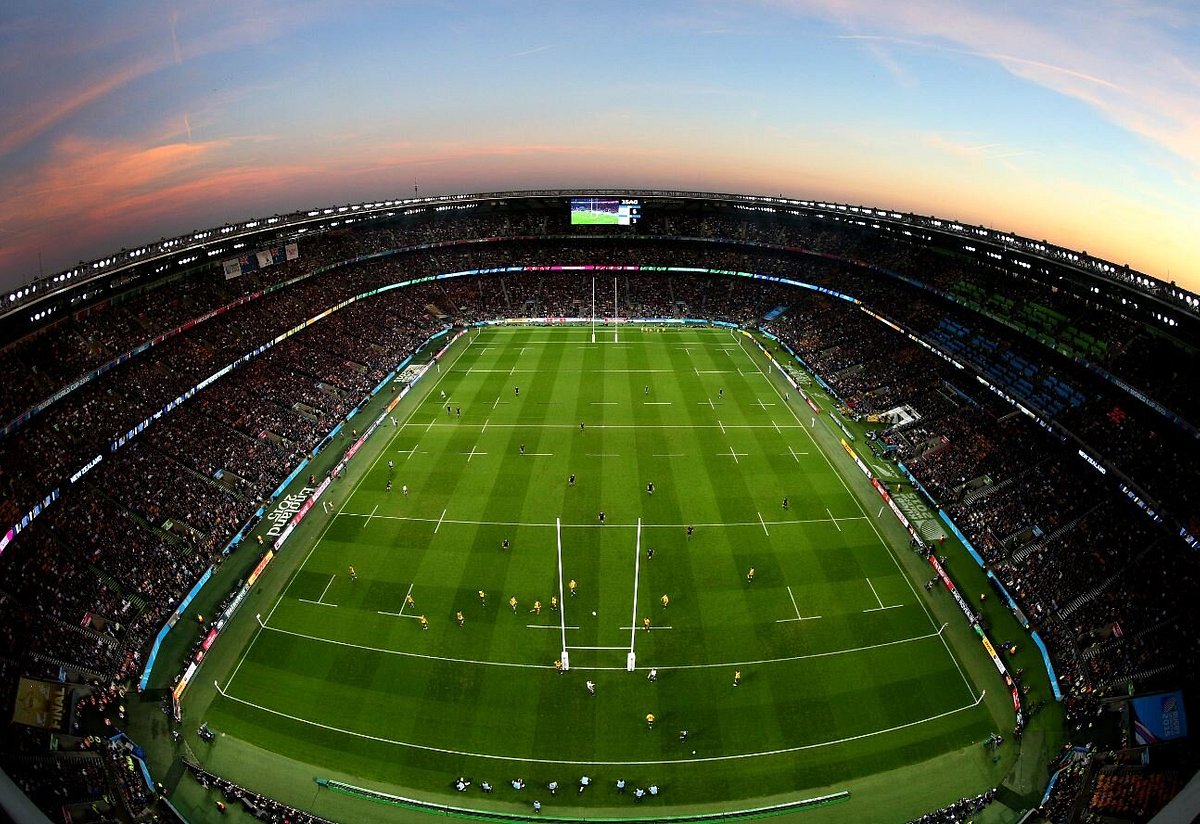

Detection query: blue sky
(1, 1), (1197, 292)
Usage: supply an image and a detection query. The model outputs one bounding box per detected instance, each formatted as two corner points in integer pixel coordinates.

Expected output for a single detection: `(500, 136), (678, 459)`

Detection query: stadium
(0, 190), (1198, 824)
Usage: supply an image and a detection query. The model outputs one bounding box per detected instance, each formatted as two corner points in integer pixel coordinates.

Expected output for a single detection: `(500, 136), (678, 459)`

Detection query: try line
(337, 512), (867, 530)
(248, 615), (951, 672)
(212, 681), (983, 766)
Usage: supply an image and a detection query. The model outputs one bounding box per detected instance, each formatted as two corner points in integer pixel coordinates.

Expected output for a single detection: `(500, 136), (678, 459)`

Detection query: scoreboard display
(569, 197), (640, 226)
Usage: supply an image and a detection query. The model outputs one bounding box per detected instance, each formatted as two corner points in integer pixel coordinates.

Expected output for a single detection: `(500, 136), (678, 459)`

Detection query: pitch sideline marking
(738, 333), (978, 703)
(224, 331), (472, 692)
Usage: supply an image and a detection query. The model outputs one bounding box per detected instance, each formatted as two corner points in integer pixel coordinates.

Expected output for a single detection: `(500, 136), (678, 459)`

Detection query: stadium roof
(5, 189), (1198, 329)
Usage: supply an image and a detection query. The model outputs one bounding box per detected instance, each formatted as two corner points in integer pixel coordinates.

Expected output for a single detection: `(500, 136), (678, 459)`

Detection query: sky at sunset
(1, 1), (1198, 293)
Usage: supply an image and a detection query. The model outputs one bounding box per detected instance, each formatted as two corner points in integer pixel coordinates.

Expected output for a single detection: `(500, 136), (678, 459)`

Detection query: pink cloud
(0, 1), (338, 161)
(0, 134), (314, 279)
(0, 57), (161, 159)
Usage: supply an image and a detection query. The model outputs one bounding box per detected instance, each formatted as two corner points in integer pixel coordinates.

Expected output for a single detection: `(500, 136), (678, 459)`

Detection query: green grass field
(571, 208), (622, 225)
(200, 325), (1003, 819)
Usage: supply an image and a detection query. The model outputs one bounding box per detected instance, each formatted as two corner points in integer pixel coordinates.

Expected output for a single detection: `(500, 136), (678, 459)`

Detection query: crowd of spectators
(765, 282), (1198, 713)
(1, 208), (1197, 821)
(1087, 768), (1185, 820)
(186, 761), (335, 823)
(6, 211), (1197, 524)
(1037, 748), (1094, 824)
(905, 788), (996, 823)
(0, 753), (111, 819)
(0, 212), (546, 427)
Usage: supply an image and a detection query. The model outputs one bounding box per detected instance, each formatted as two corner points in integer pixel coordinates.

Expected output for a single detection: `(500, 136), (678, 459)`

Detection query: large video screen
(570, 197), (640, 226)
